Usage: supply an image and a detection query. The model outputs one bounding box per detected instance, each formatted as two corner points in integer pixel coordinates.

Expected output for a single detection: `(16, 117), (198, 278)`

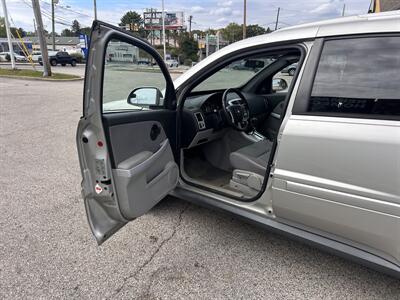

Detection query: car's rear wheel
(71, 60), (77, 67)
(289, 68), (295, 76)
(50, 60), (57, 66)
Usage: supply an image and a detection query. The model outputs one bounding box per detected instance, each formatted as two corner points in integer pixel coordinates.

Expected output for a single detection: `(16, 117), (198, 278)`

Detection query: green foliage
(70, 52), (84, 63)
(0, 18), (27, 38)
(79, 27), (92, 36)
(178, 33), (198, 62)
(120, 11), (142, 26)
(0, 68), (80, 79)
(71, 20), (81, 35)
(220, 23), (269, 43)
(61, 28), (73, 37)
(221, 23), (242, 43)
(183, 58), (192, 66)
(246, 24), (266, 37)
(0, 17), (6, 38)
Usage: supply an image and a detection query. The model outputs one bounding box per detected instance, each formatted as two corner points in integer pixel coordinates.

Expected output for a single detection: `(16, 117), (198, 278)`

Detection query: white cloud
(211, 7), (233, 16)
(191, 6), (206, 13)
(2, 0), (368, 33)
(218, 0), (233, 7)
(310, 1), (342, 16)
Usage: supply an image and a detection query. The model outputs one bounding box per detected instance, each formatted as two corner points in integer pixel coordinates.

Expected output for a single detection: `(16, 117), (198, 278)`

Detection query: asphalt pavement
(0, 77), (399, 299)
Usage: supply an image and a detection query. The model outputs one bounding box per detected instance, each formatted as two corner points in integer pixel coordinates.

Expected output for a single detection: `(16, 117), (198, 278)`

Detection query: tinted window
(309, 37), (400, 117)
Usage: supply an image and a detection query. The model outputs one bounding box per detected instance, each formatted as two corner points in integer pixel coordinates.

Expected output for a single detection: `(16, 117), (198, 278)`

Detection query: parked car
(76, 12), (400, 278)
(165, 59), (179, 67)
(137, 60), (151, 66)
(281, 62), (298, 76)
(0, 51), (27, 62)
(38, 51), (77, 66)
(29, 50), (58, 62)
(232, 58), (272, 72)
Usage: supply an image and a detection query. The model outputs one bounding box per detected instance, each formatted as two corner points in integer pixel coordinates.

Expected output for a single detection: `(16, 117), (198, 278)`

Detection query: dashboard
(180, 91), (269, 148)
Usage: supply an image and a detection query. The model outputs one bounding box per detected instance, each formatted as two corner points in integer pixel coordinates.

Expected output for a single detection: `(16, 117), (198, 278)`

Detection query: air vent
(194, 112), (206, 130)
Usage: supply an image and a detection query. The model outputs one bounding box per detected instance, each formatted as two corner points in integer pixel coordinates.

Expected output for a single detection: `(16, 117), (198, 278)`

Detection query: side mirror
(127, 87), (163, 107)
(272, 78), (288, 92)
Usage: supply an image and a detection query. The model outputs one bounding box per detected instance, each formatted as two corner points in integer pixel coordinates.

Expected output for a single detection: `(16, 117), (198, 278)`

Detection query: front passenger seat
(229, 139), (273, 176)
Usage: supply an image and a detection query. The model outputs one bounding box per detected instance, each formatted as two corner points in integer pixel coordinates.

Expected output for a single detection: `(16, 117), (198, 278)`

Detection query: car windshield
(193, 55), (276, 92)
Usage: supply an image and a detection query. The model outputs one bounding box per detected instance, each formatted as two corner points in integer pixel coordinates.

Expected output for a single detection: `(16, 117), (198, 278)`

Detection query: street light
(161, 0), (166, 61)
(51, 0), (59, 51)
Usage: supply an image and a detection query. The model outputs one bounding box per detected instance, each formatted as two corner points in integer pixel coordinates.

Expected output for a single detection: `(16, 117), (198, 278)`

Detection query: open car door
(76, 21), (179, 244)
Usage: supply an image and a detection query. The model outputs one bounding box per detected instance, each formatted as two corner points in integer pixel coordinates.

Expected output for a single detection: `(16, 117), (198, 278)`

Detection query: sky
(1, 0), (371, 33)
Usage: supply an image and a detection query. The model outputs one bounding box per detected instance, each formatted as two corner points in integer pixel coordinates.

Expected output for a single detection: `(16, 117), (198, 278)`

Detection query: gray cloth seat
(229, 139), (273, 175)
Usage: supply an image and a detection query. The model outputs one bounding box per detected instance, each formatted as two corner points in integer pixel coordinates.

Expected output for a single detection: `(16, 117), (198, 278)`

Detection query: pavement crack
(111, 203), (189, 298)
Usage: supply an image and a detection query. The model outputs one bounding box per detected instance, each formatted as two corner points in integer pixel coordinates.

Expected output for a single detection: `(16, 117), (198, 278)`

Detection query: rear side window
(309, 36), (400, 117)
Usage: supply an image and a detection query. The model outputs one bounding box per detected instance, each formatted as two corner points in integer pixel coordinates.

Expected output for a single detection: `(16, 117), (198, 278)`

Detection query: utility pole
(93, 0), (97, 20)
(342, 3), (346, 16)
(205, 33), (209, 57)
(189, 15), (192, 36)
(161, 0), (166, 61)
(243, 0), (246, 39)
(216, 30), (220, 51)
(1, 0), (16, 69)
(150, 8), (153, 45)
(51, 0), (57, 51)
(31, 0), (51, 76)
(33, 18), (37, 35)
(274, 7), (280, 31)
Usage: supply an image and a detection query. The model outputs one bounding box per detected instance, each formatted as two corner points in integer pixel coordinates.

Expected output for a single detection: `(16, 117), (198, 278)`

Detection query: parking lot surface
(0, 77), (399, 299)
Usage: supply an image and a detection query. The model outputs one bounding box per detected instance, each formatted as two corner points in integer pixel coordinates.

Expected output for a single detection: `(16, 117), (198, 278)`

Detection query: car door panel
(76, 21), (178, 244)
(272, 115), (400, 265)
(102, 110), (178, 168)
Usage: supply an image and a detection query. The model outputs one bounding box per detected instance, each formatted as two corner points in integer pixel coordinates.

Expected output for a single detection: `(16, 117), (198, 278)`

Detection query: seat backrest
(261, 101), (285, 141)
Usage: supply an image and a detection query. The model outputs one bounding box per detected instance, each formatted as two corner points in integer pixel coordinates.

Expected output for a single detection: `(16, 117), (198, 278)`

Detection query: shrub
(70, 52), (84, 63)
(184, 58), (192, 66)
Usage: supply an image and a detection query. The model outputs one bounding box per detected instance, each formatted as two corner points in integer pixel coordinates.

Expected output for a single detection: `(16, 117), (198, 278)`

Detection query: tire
(71, 60), (77, 67)
(39, 62), (43, 66)
(288, 68), (295, 76)
(50, 60), (57, 66)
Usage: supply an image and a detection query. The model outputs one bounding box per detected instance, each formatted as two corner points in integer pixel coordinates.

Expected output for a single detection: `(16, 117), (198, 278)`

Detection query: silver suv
(76, 11), (400, 277)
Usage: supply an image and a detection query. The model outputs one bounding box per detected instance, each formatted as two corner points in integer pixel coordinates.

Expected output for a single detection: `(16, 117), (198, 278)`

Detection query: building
(369, 0), (400, 12)
(196, 34), (229, 60)
(0, 37), (81, 55)
(106, 41), (140, 63)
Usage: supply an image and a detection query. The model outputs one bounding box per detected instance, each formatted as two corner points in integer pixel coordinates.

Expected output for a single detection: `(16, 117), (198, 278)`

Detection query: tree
(79, 27), (92, 36)
(246, 24), (266, 38)
(49, 31), (60, 37)
(178, 33), (198, 62)
(1, 18), (27, 38)
(71, 20), (81, 35)
(16, 27), (27, 37)
(120, 11), (142, 27)
(0, 17), (6, 38)
(61, 28), (73, 37)
(221, 23), (242, 43)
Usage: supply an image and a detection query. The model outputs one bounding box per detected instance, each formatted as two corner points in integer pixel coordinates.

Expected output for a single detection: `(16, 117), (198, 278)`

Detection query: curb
(0, 75), (84, 82)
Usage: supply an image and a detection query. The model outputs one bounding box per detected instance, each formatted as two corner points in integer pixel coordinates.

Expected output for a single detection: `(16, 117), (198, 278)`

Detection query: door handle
(150, 124), (161, 141)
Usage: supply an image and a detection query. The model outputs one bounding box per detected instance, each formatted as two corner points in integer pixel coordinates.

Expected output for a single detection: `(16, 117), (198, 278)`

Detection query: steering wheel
(222, 88), (250, 131)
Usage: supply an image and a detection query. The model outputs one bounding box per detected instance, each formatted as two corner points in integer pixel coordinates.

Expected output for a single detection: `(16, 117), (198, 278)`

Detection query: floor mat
(184, 156), (231, 188)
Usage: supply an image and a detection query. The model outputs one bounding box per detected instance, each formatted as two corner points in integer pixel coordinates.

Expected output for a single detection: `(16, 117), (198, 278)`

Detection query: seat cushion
(229, 140), (273, 175)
